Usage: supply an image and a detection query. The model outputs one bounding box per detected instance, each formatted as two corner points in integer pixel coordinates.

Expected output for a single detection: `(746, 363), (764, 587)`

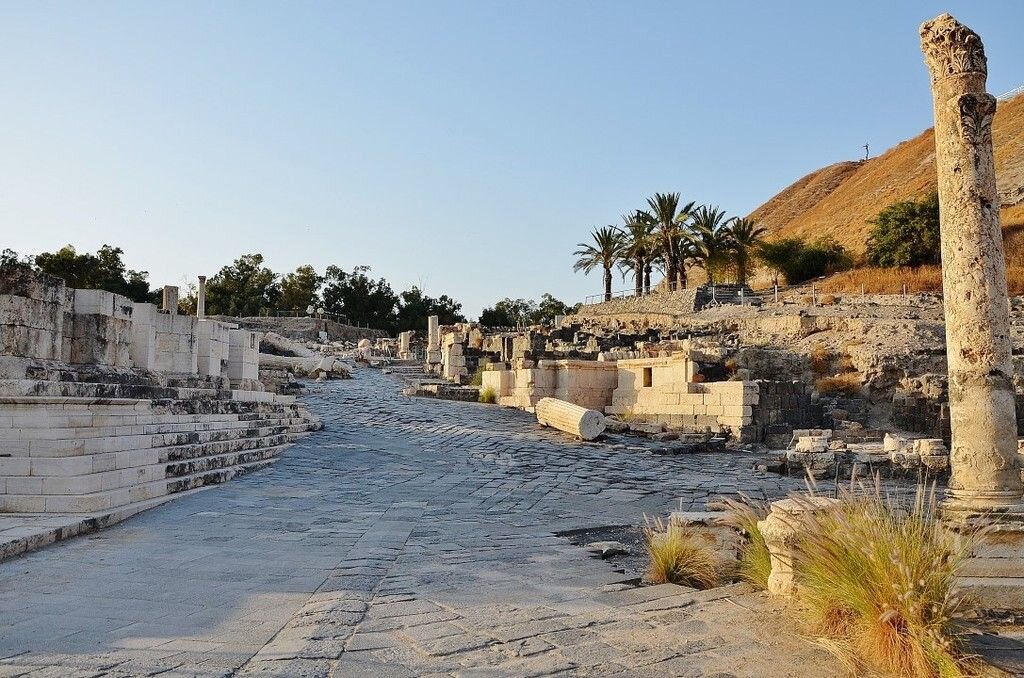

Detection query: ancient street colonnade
(921, 13), (1023, 512)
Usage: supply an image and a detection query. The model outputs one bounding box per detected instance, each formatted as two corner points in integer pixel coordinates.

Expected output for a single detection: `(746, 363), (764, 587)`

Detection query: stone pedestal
(921, 14), (1023, 512)
(535, 397), (605, 441)
(162, 286), (179, 315)
(758, 497), (838, 598)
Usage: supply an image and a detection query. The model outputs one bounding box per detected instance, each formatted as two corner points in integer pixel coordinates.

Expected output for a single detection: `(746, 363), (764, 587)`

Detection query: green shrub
(866, 192), (941, 268)
(757, 236), (852, 285)
(478, 386), (497, 404)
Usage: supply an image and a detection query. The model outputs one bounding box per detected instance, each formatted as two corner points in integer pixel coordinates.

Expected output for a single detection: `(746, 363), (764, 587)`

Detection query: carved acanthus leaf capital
(920, 13), (987, 82)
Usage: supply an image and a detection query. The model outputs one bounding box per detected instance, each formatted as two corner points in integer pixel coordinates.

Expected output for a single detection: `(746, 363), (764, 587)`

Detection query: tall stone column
(427, 315), (439, 351)
(921, 14), (1022, 511)
(197, 276), (207, 319)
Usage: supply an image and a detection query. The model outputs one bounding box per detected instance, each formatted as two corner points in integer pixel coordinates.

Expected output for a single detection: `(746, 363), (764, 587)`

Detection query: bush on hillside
(865, 192), (941, 268)
(757, 237), (852, 285)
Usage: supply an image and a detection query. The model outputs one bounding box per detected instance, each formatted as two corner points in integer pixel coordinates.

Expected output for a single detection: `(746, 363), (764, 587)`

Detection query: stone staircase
(694, 284), (760, 310)
(0, 383), (320, 513)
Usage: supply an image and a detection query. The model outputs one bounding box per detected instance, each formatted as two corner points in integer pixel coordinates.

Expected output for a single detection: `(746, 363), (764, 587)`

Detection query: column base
(944, 510), (1024, 613)
(943, 487), (1024, 515)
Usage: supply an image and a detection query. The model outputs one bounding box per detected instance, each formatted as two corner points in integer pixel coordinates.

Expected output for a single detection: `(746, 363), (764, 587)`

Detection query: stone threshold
(0, 484), (216, 562)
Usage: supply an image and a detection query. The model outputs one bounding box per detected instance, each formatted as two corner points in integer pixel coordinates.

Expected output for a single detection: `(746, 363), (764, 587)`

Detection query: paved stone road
(0, 370), (838, 677)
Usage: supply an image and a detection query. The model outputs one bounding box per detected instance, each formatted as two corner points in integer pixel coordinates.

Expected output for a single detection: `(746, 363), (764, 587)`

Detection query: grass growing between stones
(478, 386), (497, 404)
(794, 484), (976, 678)
(712, 496), (772, 590)
(643, 516), (719, 588)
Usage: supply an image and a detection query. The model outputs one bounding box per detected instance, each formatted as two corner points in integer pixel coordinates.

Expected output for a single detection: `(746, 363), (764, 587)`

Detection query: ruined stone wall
(1, 267), (72, 361)
(482, 359), (618, 411)
(570, 289), (698, 324)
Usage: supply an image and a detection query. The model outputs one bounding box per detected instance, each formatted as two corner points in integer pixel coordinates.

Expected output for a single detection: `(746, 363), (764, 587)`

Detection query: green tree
(726, 217), (767, 286)
(34, 244), (152, 302)
(395, 286), (465, 333)
(530, 292), (578, 324)
(865, 192), (941, 268)
(321, 265), (398, 330)
(645, 193), (696, 291)
(756, 237), (851, 285)
(686, 206), (732, 285)
(479, 298), (536, 327)
(573, 225), (624, 302)
(619, 211), (656, 296)
(279, 264), (324, 313)
(205, 253), (281, 317)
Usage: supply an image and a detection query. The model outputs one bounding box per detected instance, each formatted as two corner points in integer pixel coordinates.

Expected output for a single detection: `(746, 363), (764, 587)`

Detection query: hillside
(749, 93), (1024, 262)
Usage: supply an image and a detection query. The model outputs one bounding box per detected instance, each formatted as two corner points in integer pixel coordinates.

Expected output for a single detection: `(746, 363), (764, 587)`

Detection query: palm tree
(687, 205), (732, 285)
(619, 211), (655, 297)
(726, 217), (768, 286)
(573, 226), (624, 302)
(645, 193), (696, 291)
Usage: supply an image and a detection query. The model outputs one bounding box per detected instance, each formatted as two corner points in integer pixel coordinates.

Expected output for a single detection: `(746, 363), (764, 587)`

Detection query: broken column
(162, 285), (179, 315)
(759, 497), (838, 598)
(425, 315), (442, 374)
(535, 397), (605, 441)
(921, 14), (1023, 511)
(197, 275), (207, 319)
(398, 331), (412, 360)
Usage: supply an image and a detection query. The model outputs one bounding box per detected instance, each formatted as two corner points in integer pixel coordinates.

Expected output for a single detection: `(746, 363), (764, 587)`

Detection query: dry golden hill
(749, 93), (1024, 263)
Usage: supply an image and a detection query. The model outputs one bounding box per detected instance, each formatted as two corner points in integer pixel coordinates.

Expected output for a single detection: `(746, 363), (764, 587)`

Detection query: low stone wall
(210, 315), (387, 343)
(570, 289), (699, 324)
(482, 359), (618, 411)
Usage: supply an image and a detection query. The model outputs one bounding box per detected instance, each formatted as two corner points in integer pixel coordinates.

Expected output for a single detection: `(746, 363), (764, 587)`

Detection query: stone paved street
(0, 370), (838, 677)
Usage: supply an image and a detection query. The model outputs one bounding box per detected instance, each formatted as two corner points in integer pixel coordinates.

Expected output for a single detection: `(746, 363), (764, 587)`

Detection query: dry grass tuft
(816, 372), (862, 395)
(819, 293), (837, 305)
(794, 483), (976, 678)
(478, 386), (497, 404)
(643, 516), (719, 588)
(809, 344), (832, 377)
(710, 496), (771, 590)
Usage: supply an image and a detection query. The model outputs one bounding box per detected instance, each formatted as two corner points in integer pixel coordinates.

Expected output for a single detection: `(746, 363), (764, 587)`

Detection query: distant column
(197, 276), (207, 319)
(427, 315), (439, 351)
(921, 14), (1022, 511)
(162, 285), (179, 315)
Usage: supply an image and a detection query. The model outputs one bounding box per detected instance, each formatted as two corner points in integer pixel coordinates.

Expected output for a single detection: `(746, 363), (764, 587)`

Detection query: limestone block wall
(0, 390), (317, 513)
(606, 356), (758, 440)
(482, 359), (618, 411)
(0, 268), (72, 360)
(228, 329), (260, 383)
(129, 303), (157, 371)
(198, 320), (231, 377)
(68, 290), (134, 367)
(153, 312), (199, 374)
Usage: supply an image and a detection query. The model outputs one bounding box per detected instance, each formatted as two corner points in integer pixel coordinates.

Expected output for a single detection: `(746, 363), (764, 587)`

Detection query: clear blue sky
(2, 1), (1023, 318)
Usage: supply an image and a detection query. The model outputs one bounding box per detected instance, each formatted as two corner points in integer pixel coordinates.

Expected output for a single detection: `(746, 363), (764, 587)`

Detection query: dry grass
(809, 344), (832, 377)
(794, 483), (976, 678)
(815, 373), (862, 395)
(816, 264), (1024, 296)
(643, 516), (719, 588)
(710, 496), (771, 590)
(478, 386), (497, 404)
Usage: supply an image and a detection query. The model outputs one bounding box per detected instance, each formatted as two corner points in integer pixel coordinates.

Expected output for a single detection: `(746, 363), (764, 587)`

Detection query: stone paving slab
(0, 369), (910, 676)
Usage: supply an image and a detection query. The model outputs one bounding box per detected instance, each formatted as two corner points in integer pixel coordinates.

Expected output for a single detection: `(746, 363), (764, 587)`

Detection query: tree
(619, 211), (656, 297)
(34, 244), (153, 302)
(573, 226), (624, 302)
(645, 193), (696, 291)
(531, 292), (578, 324)
(756, 236), (851, 285)
(865, 192), (941, 268)
(321, 265), (399, 331)
(686, 206), (732, 285)
(205, 253), (281, 317)
(726, 217), (767, 286)
(395, 286), (465, 333)
(479, 298), (536, 327)
(279, 264), (324, 313)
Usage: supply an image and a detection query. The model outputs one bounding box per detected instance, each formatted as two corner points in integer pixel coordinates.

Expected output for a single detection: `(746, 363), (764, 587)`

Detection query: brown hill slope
(749, 93), (1024, 261)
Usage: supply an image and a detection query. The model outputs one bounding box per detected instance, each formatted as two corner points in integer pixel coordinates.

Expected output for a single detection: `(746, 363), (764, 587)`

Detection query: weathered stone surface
(921, 13), (1022, 510)
(535, 397), (605, 440)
